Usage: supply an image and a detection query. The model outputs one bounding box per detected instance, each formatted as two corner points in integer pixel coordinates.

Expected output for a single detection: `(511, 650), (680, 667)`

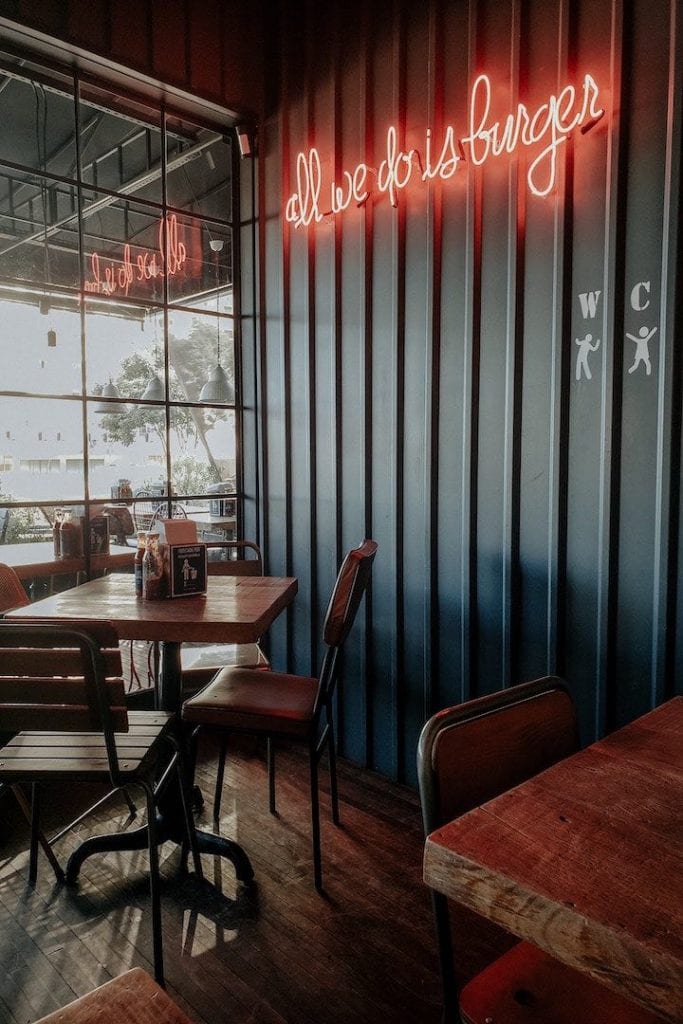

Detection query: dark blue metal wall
(6, 0), (681, 786)
(249, 0), (683, 785)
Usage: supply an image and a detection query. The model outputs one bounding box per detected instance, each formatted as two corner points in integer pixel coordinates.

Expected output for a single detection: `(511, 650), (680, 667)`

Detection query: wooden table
(1, 541), (134, 581)
(6, 572), (297, 708)
(7, 572), (298, 882)
(423, 698), (683, 1023)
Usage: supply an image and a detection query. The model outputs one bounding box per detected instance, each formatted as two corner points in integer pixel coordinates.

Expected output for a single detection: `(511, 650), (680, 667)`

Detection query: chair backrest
(205, 540), (263, 577)
(0, 621), (129, 778)
(418, 676), (579, 834)
(322, 539), (378, 648)
(417, 677), (579, 1017)
(315, 540), (378, 709)
(0, 563), (30, 614)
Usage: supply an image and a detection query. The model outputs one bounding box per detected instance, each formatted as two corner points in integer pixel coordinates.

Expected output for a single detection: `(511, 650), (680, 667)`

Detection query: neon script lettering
(84, 214), (187, 296)
(285, 73), (603, 228)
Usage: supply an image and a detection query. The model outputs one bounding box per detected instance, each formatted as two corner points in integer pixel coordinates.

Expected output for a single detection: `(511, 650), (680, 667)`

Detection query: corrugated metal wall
(0, 0), (266, 119)
(253, 0), (683, 784)
(2, 0), (682, 786)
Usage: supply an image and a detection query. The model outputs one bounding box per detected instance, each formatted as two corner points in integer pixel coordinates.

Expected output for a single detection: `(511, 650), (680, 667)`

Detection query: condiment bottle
(134, 531), (147, 597)
(59, 509), (83, 558)
(142, 532), (164, 599)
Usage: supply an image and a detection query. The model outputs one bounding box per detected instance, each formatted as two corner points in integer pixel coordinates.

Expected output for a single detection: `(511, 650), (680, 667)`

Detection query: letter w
(578, 290), (601, 318)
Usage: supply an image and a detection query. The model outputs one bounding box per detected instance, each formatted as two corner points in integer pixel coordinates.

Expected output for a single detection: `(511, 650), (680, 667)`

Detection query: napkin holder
(155, 519), (207, 597)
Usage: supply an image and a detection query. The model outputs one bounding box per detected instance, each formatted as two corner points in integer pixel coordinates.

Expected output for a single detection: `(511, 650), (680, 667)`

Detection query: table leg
(65, 642), (254, 885)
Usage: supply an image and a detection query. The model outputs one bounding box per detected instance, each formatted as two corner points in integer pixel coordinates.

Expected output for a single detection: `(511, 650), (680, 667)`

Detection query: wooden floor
(0, 737), (448, 1024)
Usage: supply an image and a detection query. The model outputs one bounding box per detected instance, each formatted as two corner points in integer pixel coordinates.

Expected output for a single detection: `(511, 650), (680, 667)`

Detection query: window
(0, 51), (240, 547)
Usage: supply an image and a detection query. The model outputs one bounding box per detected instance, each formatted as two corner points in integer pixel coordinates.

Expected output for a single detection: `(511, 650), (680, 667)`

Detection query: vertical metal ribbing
(305, 3), (318, 676)
(425, 0), (444, 720)
(361, 1), (375, 768)
(548, 0), (574, 677)
(596, 0), (626, 735)
(393, 0), (407, 780)
(502, 0), (524, 688)
(281, 0), (294, 667)
(460, 0), (480, 703)
(652, 0), (683, 703)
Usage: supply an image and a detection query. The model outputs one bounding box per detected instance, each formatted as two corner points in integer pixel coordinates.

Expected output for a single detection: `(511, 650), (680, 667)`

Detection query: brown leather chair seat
(184, 667), (318, 737)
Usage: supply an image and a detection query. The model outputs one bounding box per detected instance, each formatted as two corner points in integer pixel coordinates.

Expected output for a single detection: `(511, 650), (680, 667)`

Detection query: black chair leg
(29, 783), (41, 886)
(142, 781), (164, 986)
(326, 715), (340, 826)
(267, 738), (276, 814)
(213, 736), (228, 823)
(11, 784), (63, 883)
(309, 749), (322, 891)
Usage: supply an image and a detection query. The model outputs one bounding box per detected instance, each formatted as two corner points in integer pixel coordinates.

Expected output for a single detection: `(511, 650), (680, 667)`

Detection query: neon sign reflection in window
(84, 214), (188, 298)
(284, 73), (604, 228)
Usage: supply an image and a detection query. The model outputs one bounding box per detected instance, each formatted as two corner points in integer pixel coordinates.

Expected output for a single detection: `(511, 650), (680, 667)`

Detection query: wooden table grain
(6, 571), (297, 644)
(423, 697), (683, 1024)
(6, 572), (298, 709)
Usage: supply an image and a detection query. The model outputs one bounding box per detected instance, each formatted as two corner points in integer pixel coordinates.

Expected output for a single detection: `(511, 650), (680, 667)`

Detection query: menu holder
(164, 543), (208, 597)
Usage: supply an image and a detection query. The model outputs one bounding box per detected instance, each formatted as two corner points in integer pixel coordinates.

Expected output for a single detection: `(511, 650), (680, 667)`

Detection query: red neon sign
(285, 73), (603, 228)
(84, 213), (188, 297)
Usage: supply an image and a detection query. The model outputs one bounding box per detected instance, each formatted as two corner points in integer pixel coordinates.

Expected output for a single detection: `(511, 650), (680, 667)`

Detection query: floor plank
(0, 738), (449, 1024)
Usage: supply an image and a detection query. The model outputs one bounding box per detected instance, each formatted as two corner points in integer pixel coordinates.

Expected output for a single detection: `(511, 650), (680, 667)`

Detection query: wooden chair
(0, 560), (29, 614)
(417, 677), (665, 1024)
(181, 541), (270, 685)
(180, 540), (270, 821)
(0, 562), (65, 880)
(33, 967), (193, 1024)
(0, 620), (202, 984)
(183, 538), (378, 889)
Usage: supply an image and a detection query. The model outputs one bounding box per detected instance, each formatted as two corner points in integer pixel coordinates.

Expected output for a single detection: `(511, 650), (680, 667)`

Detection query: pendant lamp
(94, 380), (126, 414)
(141, 373), (165, 401)
(141, 314), (165, 401)
(199, 239), (234, 405)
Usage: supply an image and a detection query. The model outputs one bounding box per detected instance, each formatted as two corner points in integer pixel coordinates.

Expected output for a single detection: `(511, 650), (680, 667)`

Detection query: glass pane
(165, 113), (232, 221)
(167, 308), (234, 404)
(166, 215), (232, 309)
(85, 301), (165, 401)
(169, 406), (235, 497)
(0, 167), (80, 289)
(78, 82), (162, 204)
(0, 503), (60, 546)
(0, 295), (82, 394)
(87, 400), (167, 500)
(0, 396), (84, 502)
(0, 54), (76, 175)
(80, 189), (171, 304)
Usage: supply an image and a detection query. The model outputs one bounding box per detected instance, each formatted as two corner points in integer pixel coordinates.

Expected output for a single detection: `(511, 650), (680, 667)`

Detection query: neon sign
(84, 213), (187, 297)
(285, 73), (604, 228)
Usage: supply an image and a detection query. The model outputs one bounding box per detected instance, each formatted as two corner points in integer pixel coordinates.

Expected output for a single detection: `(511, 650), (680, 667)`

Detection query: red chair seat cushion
(182, 667), (318, 738)
(460, 941), (663, 1024)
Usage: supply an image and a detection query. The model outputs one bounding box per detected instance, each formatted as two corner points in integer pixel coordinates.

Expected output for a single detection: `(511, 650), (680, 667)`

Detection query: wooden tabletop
(5, 571), (298, 644)
(1, 541), (134, 580)
(423, 697), (683, 1024)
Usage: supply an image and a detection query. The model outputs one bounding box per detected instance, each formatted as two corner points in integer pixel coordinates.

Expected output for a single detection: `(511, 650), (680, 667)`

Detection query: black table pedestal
(65, 640), (254, 885)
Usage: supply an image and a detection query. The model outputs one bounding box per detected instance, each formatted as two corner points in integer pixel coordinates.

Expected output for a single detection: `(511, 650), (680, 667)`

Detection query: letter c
(630, 280), (651, 311)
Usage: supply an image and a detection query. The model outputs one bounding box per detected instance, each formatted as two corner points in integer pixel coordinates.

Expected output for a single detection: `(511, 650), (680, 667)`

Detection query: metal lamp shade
(199, 364), (234, 404)
(94, 380), (127, 414)
(141, 373), (165, 402)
